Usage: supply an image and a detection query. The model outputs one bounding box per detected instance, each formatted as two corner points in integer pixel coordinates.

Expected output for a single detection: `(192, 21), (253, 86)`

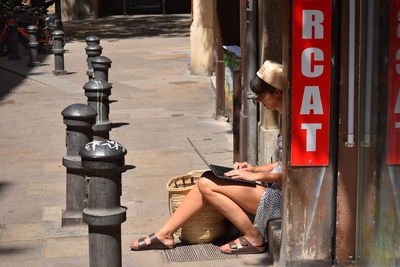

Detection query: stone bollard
(8, 24), (20, 60)
(52, 30), (67, 75)
(92, 56), (112, 82)
(61, 104), (97, 226)
(26, 25), (40, 67)
(83, 79), (112, 140)
(80, 140), (127, 267)
(85, 36), (102, 80)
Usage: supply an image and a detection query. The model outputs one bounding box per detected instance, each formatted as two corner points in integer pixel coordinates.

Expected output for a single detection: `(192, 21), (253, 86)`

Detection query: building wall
(279, 0), (337, 264)
(257, 0), (282, 165)
(189, 0), (215, 75)
(61, 0), (190, 20)
(61, 0), (97, 21)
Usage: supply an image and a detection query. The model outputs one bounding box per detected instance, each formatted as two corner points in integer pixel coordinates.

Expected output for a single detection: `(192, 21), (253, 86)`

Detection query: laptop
(187, 137), (256, 186)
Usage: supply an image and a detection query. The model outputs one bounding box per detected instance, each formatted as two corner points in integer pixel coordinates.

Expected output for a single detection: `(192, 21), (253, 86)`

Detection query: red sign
(291, 0), (332, 166)
(387, 0), (400, 165)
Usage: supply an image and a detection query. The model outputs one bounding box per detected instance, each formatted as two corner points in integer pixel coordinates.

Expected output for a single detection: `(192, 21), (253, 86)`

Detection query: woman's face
(255, 89), (282, 112)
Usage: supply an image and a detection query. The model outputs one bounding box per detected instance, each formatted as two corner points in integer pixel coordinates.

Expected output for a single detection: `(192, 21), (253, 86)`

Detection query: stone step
(267, 219), (282, 263)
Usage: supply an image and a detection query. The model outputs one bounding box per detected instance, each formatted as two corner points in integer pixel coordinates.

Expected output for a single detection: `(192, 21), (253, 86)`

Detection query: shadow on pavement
(0, 246), (31, 255)
(111, 122), (130, 129)
(0, 182), (11, 199)
(0, 44), (51, 100)
(0, 14), (190, 100)
(63, 14), (190, 41)
(122, 165), (136, 172)
(0, 68), (27, 100)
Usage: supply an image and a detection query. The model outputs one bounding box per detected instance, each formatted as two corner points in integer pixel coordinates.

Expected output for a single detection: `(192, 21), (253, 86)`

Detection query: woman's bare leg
(130, 173), (266, 250)
(196, 175), (266, 251)
(157, 183), (207, 236)
(130, 183), (206, 248)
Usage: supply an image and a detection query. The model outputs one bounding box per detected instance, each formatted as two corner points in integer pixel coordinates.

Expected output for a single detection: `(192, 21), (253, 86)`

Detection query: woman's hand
(224, 169), (257, 181)
(233, 162), (255, 172)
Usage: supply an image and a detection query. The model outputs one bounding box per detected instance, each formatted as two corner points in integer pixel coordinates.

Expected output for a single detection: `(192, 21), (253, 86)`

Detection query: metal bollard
(83, 79), (112, 140)
(85, 36), (102, 80)
(61, 104), (97, 226)
(92, 56), (112, 82)
(26, 25), (40, 67)
(47, 13), (63, 32)
(8, 24), (20, 60)
(52, 30), (67, 75)
(80, 140), (127, 267)
(85, 35), (100, 46)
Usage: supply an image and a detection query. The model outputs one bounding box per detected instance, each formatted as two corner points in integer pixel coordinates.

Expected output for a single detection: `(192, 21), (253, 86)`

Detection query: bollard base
(88, 225), (122, 267)
(53, 70), (68, 76)
(62, 209), (85, 227)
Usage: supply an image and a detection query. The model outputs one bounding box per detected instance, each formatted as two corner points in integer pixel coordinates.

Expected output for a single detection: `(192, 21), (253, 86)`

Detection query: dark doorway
(101, 0), (190, 16)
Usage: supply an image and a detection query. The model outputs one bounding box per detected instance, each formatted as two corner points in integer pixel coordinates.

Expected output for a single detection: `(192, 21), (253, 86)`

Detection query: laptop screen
(187, 137), (211, 168)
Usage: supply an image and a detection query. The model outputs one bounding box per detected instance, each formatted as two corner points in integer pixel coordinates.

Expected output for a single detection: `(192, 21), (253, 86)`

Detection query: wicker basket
(167, 171), (226, 244)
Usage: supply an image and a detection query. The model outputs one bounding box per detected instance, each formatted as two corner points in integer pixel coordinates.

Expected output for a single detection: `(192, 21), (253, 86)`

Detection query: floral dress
(253, 136), (283, 239)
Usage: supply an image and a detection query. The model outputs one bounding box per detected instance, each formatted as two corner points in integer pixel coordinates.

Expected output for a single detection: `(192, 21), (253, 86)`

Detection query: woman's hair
(250, 76), (277, 96)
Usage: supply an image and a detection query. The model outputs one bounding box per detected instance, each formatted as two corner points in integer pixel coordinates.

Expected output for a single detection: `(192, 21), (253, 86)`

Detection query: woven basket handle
(168, 191), (173, 215)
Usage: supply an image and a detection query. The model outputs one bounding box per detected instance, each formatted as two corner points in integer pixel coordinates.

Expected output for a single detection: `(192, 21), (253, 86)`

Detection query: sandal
(130, 233), (175, 251)
(220, 236), (266, 255)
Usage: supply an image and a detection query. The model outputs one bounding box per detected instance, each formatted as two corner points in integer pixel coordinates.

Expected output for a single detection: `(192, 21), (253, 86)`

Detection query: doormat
(163, 243), (237, 263)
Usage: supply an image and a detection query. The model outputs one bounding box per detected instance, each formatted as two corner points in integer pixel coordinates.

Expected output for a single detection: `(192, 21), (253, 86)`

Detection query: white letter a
(300, 86), (324, 115)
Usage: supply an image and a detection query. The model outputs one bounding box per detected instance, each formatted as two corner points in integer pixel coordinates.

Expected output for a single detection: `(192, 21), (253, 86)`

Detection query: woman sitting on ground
(130, 60), (284, 254)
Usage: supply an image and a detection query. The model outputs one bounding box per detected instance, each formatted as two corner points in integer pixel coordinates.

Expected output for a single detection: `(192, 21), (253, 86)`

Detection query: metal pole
(55, 0), (62, 20)
(92, 56), (112, 82)
(81, 140), (127, 267)
(83, 79), (112, 140)
(346, 0), (356, 147)
(85, 36), (100, 46)
(215, 0), (225, 118)
(233, 70), (241, 162)
(239, 0), (247, 162)
(123, 0), (127, 16)
(363, 0), (375, 147)
(85, 36), (102, 80)
(162, 0), (166, 14)
(61, 104), (97, 226)
(246, 0), (259, 165)
(52, 30), (67, 75)
(26, 25), (40, 67)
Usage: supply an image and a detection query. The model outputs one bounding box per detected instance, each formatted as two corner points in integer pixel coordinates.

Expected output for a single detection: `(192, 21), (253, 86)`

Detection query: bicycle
(0, 0), (60, 55)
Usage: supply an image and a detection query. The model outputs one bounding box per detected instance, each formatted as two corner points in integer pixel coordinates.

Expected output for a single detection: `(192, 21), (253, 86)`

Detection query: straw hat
(256, 60), (283, 90)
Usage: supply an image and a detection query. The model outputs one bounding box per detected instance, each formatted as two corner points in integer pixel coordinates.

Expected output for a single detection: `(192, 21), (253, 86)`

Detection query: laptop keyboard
(210, 165), (233, 177)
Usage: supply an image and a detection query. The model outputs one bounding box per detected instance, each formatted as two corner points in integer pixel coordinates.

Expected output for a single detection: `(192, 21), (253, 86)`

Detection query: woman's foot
(130, 232), (175, 251)
(220, 235), (265, 254)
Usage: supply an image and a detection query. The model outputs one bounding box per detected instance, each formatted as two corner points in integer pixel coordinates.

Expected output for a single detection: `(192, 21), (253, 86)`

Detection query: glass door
(356, 0), (400, 265)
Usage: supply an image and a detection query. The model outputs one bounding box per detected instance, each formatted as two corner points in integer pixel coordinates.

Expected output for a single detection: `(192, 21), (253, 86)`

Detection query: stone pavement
(0, 15), (272, 266)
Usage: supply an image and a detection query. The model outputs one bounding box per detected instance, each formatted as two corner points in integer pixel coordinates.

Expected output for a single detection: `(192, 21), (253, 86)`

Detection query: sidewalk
(0, 15), (272, 266)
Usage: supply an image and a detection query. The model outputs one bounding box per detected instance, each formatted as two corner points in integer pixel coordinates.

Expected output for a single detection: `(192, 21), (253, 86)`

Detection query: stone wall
(190, 0), (215, 75)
